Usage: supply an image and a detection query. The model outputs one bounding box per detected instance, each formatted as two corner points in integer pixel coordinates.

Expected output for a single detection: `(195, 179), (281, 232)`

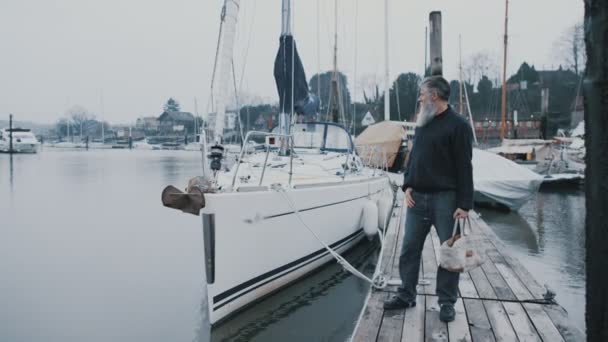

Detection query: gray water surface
(0, 150), (376, 342)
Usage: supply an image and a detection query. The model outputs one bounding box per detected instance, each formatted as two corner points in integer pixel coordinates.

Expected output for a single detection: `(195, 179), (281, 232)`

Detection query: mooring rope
(273, 178), (399, 290)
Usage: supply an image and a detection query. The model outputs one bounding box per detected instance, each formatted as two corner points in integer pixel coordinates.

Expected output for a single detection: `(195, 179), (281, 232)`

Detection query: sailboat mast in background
(383, 0), (390, 121)
(500, 0), (509, 140)
(328, 0), (345, 124)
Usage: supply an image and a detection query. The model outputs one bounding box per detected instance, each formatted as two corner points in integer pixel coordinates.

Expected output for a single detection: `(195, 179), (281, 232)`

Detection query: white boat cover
(387, 148), (542, 210)
(473, 148), (543, 210)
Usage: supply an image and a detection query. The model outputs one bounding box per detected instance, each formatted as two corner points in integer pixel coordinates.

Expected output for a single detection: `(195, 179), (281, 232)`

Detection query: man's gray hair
(421, 76), (450, 101)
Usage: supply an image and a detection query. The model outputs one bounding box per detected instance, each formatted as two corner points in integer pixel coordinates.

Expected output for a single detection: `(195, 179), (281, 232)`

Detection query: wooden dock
(351, 203), (584, 342)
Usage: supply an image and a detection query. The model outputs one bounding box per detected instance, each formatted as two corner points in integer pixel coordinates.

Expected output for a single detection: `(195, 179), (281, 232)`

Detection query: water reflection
(9, 153), (14, 193)
(202, 240), (378, 342)
(478, 209), (540, 254)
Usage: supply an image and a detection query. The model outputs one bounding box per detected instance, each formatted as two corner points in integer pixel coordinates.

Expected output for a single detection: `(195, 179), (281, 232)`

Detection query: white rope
(274, 182), (396, 290)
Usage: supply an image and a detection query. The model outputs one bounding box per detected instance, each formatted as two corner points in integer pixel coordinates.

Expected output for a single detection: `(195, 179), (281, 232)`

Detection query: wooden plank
(353, 210), (401, 342)
(522, 303), (565, 342)
(380, 209), (402, 291)
(378, 212), (406, 342)
(541, 304), (585, 342)
(468, 267), (497, 300)
(425, 295), (448, 342)
(482, 300), (518, 342)
(492, 257), (566, 342)
(351, 291), (387, 342)
(502, 302), (541, 342)
(463, 299), (496, 342)
(378, 306), (405, 342)
(479, 258), (517, 301)
(448, 299), (472, 342)
(492, 260), (535, 301)
(401, 294), (426, 342)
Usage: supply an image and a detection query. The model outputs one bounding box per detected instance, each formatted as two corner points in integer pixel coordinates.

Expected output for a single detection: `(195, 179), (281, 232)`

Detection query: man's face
(418, 86), (436, 109)
(416, 86), (438, 127)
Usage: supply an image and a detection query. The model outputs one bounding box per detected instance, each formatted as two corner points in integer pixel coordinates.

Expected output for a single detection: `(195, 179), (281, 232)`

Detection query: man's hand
(404, 188), (415, 208)
(453, 208), (469, 219)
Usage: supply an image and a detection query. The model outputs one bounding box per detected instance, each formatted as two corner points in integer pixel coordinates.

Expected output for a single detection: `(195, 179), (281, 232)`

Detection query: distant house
(135, 116), (159, 132)
(158, 111), (195, 134)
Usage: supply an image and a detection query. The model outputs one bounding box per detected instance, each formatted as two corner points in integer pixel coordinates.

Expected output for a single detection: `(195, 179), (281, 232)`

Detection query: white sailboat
(162, 0), (392, 325)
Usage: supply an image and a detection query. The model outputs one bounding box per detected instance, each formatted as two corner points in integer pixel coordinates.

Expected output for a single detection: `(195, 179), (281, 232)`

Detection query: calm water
(0, 149), (377, 342)
(1, 150), (585, 341)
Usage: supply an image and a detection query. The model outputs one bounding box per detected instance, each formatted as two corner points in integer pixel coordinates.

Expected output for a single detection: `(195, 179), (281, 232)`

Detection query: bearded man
(383, 76), (474, 323)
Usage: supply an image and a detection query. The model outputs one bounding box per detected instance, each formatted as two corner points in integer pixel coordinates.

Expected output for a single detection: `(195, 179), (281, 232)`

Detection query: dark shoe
(383, 296), (416, 310)
(439, 304), (455, 322)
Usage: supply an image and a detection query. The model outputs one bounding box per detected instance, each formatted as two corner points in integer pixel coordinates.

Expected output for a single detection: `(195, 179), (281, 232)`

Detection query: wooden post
(429, 11), (442, 76)
(9, 114), (13, 154)
(584, 0), (608, 341)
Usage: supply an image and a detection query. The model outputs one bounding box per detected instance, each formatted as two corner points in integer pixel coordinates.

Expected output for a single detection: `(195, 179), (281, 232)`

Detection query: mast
(328, 0), (344, 124)
(194, 97), (199, 136)
(500, 0), (509, 140)
(383, 0), (390, 121)
(213, 0), (241, 144)
(278, 0), (292, 155)
(459, 35), (464, 115)
(352, 0), (358, 134)
(100, 90), (105, 143)
(316, 0), (321, 106)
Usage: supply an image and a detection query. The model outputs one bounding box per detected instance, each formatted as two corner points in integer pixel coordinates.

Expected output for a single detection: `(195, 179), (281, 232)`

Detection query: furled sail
(273, 35), (318, 117)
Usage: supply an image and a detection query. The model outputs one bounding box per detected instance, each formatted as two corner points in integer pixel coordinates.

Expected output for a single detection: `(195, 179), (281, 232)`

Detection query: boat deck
(351, 205), (584, 342)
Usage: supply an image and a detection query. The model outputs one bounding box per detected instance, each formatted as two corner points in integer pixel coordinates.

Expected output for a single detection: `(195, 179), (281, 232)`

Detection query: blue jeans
(397, 190), (460, 305)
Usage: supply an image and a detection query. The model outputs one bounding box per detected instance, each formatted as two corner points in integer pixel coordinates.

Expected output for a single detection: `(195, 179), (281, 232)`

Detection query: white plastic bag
(438, 217), (486, 273)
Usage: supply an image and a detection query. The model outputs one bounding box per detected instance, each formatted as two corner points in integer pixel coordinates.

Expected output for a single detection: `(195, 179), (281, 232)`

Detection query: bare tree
(66, 105), (94, 138)
(553, 22), (586, 75)
(463, 51), (500, 87)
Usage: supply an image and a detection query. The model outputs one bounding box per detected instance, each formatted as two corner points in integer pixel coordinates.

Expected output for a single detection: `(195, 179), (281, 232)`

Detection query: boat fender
(377, 196), (392, 228)
(362, 200), (378, 239)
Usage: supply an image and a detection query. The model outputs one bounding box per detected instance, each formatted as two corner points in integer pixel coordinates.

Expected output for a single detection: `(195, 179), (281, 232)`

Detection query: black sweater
(402, 106), (474, 210)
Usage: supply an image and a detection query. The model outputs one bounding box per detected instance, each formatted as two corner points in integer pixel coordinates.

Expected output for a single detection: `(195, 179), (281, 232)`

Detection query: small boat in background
(0, 128), (40, 153)
(473, 148), (543, 210)
(486, 138), (554, 171)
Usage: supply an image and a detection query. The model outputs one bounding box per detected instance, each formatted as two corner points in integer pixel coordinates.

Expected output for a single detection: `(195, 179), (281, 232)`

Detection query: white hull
(202, 177), (389, 325)
(0, 128), (40, 153)
(0, 141), (38, 153)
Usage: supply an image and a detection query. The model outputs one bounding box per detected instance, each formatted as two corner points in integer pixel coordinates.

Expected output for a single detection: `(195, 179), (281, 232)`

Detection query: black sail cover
(273, 35), (319, 116)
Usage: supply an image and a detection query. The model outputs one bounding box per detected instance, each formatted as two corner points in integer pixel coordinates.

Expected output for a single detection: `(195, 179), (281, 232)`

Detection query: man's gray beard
(416, 101), (437, 127)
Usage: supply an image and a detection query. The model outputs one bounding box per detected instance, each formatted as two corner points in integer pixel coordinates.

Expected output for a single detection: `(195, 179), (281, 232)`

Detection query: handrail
(231, 131), (294, 188)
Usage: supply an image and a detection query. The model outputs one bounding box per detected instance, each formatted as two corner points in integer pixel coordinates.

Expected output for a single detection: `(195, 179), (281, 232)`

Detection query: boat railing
(231, 130), (295, 188)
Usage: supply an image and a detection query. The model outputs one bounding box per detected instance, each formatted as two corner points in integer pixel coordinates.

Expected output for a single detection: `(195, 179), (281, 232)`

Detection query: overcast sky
(0, 0), (584, 124)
